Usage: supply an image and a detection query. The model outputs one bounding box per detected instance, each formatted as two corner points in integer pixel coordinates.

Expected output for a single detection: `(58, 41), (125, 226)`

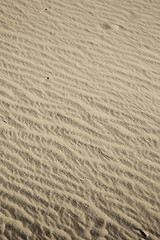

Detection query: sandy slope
(0, 0), (160, 239)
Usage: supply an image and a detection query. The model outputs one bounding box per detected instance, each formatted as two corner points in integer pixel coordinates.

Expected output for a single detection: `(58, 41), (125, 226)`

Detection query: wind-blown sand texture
(0, 0), (160, 239)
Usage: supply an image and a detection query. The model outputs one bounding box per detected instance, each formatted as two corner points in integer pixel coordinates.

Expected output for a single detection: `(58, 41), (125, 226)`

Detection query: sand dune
(0, 0), (160, 239)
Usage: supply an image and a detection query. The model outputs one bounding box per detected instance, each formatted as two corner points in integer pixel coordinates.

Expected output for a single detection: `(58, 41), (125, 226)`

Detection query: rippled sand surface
(0, 0), (160, 239)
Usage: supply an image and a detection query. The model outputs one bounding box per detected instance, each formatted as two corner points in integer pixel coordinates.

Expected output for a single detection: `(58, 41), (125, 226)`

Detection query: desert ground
(0, 0), (160, 239)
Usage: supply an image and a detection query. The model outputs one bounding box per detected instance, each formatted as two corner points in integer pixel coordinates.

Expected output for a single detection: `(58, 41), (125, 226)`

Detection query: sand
(0, 0), (160, 239)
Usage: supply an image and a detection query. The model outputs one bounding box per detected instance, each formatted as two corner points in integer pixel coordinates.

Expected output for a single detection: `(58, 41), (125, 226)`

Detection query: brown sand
(0, 0), (160, 239)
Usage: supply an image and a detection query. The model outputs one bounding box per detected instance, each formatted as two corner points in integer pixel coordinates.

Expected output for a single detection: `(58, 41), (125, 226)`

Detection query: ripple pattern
(0, 0), (160, 240)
